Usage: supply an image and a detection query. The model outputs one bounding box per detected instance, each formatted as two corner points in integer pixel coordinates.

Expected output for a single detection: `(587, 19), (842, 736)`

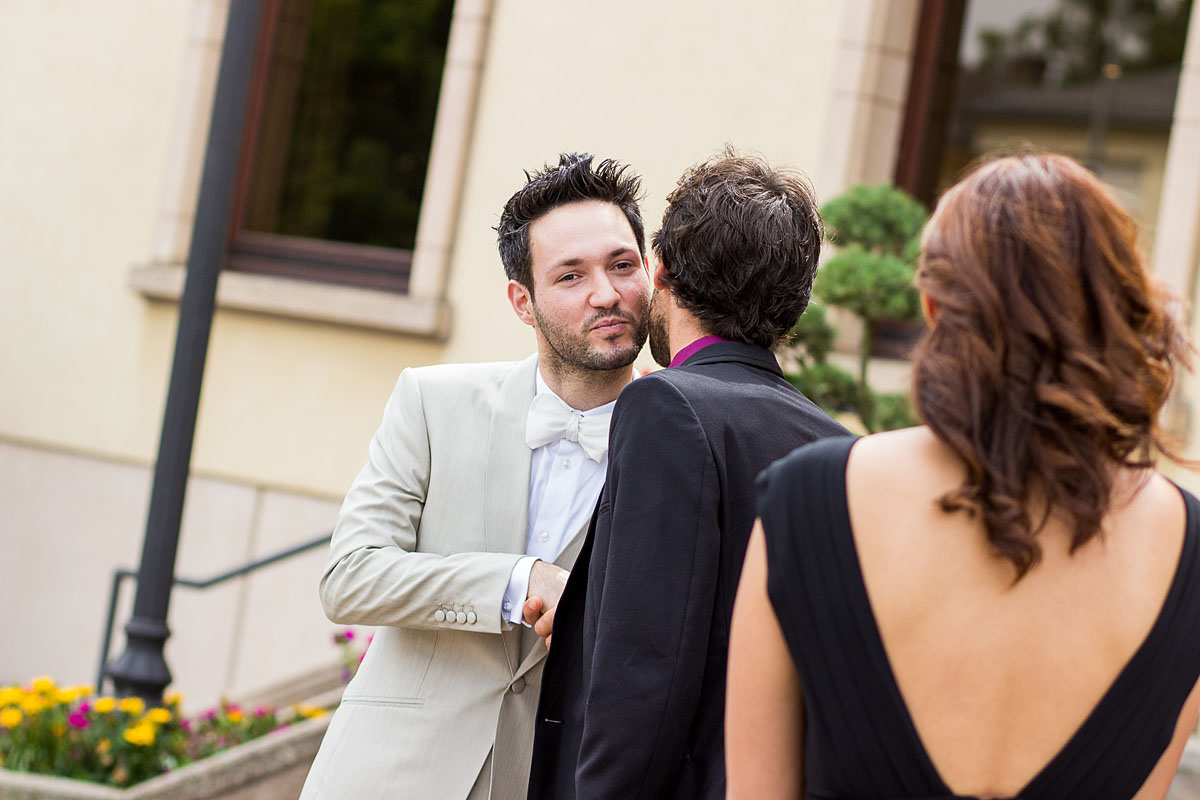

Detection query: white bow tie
(525, 392), (611, 462)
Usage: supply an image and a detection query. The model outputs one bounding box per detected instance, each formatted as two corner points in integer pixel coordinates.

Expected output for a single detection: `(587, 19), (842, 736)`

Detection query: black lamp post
(107, 0), (264, 702)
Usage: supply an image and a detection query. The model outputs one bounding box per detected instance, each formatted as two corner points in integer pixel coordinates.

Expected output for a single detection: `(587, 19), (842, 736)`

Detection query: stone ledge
(130, 264), (451, 339)
(0, 714), (330, 800)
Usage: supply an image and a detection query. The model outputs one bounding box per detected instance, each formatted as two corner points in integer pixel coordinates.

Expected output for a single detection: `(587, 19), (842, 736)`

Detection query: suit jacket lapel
(484, 354), (536, 555)
(485, 354), (536, 675)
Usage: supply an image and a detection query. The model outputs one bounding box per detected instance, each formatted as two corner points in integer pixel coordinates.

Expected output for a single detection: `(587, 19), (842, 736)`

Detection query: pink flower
(78, 702), (91, 714)
(68, 711), (89, 729)
(180, 719), (192, 732)
(342, 629), (355, 641)
(203, 709), (216, 720)
(255, 707), (268, 717)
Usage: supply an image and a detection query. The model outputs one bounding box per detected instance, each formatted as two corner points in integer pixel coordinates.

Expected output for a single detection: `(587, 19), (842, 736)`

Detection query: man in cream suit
(299, 153), (652, 799)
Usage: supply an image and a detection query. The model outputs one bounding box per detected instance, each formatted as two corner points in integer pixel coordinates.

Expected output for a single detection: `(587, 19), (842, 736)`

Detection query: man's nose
(589, 272), (620, 307)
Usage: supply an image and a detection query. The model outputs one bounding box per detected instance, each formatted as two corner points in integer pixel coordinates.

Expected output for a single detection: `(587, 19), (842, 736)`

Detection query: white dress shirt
(501, 369), (612, 625)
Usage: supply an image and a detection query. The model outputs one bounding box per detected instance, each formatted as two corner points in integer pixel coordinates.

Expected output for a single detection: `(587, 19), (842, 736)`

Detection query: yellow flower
(55, 688), (78, 705)
(30, 676), (55, 694)
(20, 695), (43, 715)
(123, 721), (156, 747)
(118, 697), (145, 716)
(226, 708), (244, 723)
(296, 704), (327, 719)
(0, 687), (21, 707)
(164, 690), (183, 708)
(0, 708), (22, 728)
(146, 707), (171, 724)
(93, 697), (116, 714)
(96, 738), (111, 755)
(77, 685), (94, 698)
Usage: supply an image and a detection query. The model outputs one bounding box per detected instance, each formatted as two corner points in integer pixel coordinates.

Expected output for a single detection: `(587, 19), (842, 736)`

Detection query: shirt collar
(669, 336), (731, 368)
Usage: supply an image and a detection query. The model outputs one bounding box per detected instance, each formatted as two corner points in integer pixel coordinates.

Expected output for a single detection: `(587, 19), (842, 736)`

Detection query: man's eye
(611, 261), (635, 271)
(557, 273), (580, 283)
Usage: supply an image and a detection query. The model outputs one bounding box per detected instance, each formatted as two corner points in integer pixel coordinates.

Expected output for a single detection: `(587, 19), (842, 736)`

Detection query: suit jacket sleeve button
(511, 677), (526, 694)
(467, 611), (478, 624)
(434, 609), (446, 622)
(456, 611), (467, 624)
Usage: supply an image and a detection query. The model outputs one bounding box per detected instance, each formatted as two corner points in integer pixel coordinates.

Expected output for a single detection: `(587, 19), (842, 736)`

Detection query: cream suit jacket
(300, 355), (586, 799)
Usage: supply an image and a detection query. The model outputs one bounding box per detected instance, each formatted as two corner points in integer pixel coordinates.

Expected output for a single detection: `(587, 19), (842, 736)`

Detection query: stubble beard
(648, 290), (672, 368)
(533, 300), (650, 378)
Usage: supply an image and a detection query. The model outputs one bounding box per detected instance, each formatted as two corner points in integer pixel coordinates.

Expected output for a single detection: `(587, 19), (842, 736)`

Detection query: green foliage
(789, 302), (835, 367)
(786, 362), (859, 413)
(873, 391), (921, 431)
(272, 0), (454, 249)
(0, 679), (326, 789)
(781, 183), (928, 432)
(815, 248), (922, 324)
(975, 0), (1194, 87)
(820, 183), (929, 256)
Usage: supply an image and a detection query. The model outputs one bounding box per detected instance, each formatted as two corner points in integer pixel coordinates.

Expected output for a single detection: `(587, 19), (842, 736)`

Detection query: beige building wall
(0, 0), (871, 705)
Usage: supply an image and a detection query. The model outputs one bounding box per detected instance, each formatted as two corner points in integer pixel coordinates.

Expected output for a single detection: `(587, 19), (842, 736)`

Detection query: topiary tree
(784, 183), (928, 432)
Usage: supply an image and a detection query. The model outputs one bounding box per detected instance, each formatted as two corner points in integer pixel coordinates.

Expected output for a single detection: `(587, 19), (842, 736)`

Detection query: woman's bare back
(846, 426), (1197, 799)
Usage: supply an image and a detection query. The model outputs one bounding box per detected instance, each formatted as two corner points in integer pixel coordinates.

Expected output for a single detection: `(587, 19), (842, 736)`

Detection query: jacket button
(434, 609), (446, 622)
(467, 611), (478, 624)
(456, 611), (467, 624)
(511, 678), (526, 694)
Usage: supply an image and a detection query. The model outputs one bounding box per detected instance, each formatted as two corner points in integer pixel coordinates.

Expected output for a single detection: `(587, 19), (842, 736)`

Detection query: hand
(521, 598), (557, 649)
(526, 560), (569, 612)
(523, 561), (568, 641)
(535, 606), (556, 650)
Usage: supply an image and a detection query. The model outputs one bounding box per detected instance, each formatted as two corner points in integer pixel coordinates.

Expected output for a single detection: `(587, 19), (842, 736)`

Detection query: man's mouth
(590, 318), (629, 335)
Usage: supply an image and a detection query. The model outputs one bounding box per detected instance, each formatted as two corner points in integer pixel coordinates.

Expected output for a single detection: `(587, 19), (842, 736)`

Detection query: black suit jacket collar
(678, 340), (783, 376)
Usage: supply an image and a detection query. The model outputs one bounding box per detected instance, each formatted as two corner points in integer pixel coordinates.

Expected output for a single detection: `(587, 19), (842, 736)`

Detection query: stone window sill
(130, 265), (451, 339)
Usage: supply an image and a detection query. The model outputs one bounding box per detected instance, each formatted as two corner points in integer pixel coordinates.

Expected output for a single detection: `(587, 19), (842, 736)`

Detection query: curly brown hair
(651, 148), (823, 348)
(913, 153), (1190, 579)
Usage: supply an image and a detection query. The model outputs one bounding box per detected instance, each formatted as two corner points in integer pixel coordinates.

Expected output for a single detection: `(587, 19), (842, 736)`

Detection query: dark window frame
(225, 0), (426, 294)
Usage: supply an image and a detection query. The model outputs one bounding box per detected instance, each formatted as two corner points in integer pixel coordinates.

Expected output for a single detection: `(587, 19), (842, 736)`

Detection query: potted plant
(785, 183), (928, 432)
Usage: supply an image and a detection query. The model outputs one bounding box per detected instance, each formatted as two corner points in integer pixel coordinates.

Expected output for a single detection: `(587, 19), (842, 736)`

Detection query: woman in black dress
(726, 153), (1200, 800)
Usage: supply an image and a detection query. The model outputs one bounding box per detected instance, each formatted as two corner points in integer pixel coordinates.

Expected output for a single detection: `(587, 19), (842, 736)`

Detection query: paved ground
(1170, 770), (1200, 799)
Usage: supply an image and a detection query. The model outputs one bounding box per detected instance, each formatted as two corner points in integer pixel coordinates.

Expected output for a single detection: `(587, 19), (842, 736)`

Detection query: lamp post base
(106, 615), (173, 702)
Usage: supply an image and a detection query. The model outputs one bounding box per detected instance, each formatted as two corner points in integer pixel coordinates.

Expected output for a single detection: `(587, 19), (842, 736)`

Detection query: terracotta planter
(0, 715), (329, 800)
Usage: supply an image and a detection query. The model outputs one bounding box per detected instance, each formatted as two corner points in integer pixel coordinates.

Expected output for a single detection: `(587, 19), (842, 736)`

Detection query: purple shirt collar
(669, 336), (730, 368)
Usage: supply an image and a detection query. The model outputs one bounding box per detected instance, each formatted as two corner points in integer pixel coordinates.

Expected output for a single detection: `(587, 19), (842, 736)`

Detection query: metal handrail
(96, 532), (331, 692)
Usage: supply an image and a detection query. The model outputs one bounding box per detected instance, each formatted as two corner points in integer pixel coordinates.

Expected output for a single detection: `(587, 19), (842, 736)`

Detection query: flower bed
(0, 677), (325, 790)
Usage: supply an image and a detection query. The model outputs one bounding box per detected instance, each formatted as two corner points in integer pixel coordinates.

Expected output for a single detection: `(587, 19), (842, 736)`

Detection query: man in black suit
(524, 150), (851, 800)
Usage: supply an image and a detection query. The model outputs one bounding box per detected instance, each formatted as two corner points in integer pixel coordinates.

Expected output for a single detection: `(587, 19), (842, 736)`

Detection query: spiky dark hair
(496, 153), (645, 291)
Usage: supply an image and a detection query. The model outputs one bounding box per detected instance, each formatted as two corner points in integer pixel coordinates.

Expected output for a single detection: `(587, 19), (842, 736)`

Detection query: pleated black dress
(755, 436), (1200, 800)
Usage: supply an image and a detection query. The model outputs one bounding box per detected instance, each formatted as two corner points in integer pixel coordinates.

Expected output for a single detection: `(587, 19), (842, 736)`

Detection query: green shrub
(783, 183), (928, 432)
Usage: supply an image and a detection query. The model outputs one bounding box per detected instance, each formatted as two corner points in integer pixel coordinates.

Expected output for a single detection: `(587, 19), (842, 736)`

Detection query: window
(229, 0), (455, 292)
(897, 0), (1193, 240)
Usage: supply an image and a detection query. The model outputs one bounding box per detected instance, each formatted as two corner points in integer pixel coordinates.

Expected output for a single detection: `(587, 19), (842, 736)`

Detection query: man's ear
(652, 260), (671, 291)
(508, 280), (536, 327)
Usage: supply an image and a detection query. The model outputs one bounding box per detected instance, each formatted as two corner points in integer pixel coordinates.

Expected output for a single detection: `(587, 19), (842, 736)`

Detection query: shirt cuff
(502, 556), (540, 626)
